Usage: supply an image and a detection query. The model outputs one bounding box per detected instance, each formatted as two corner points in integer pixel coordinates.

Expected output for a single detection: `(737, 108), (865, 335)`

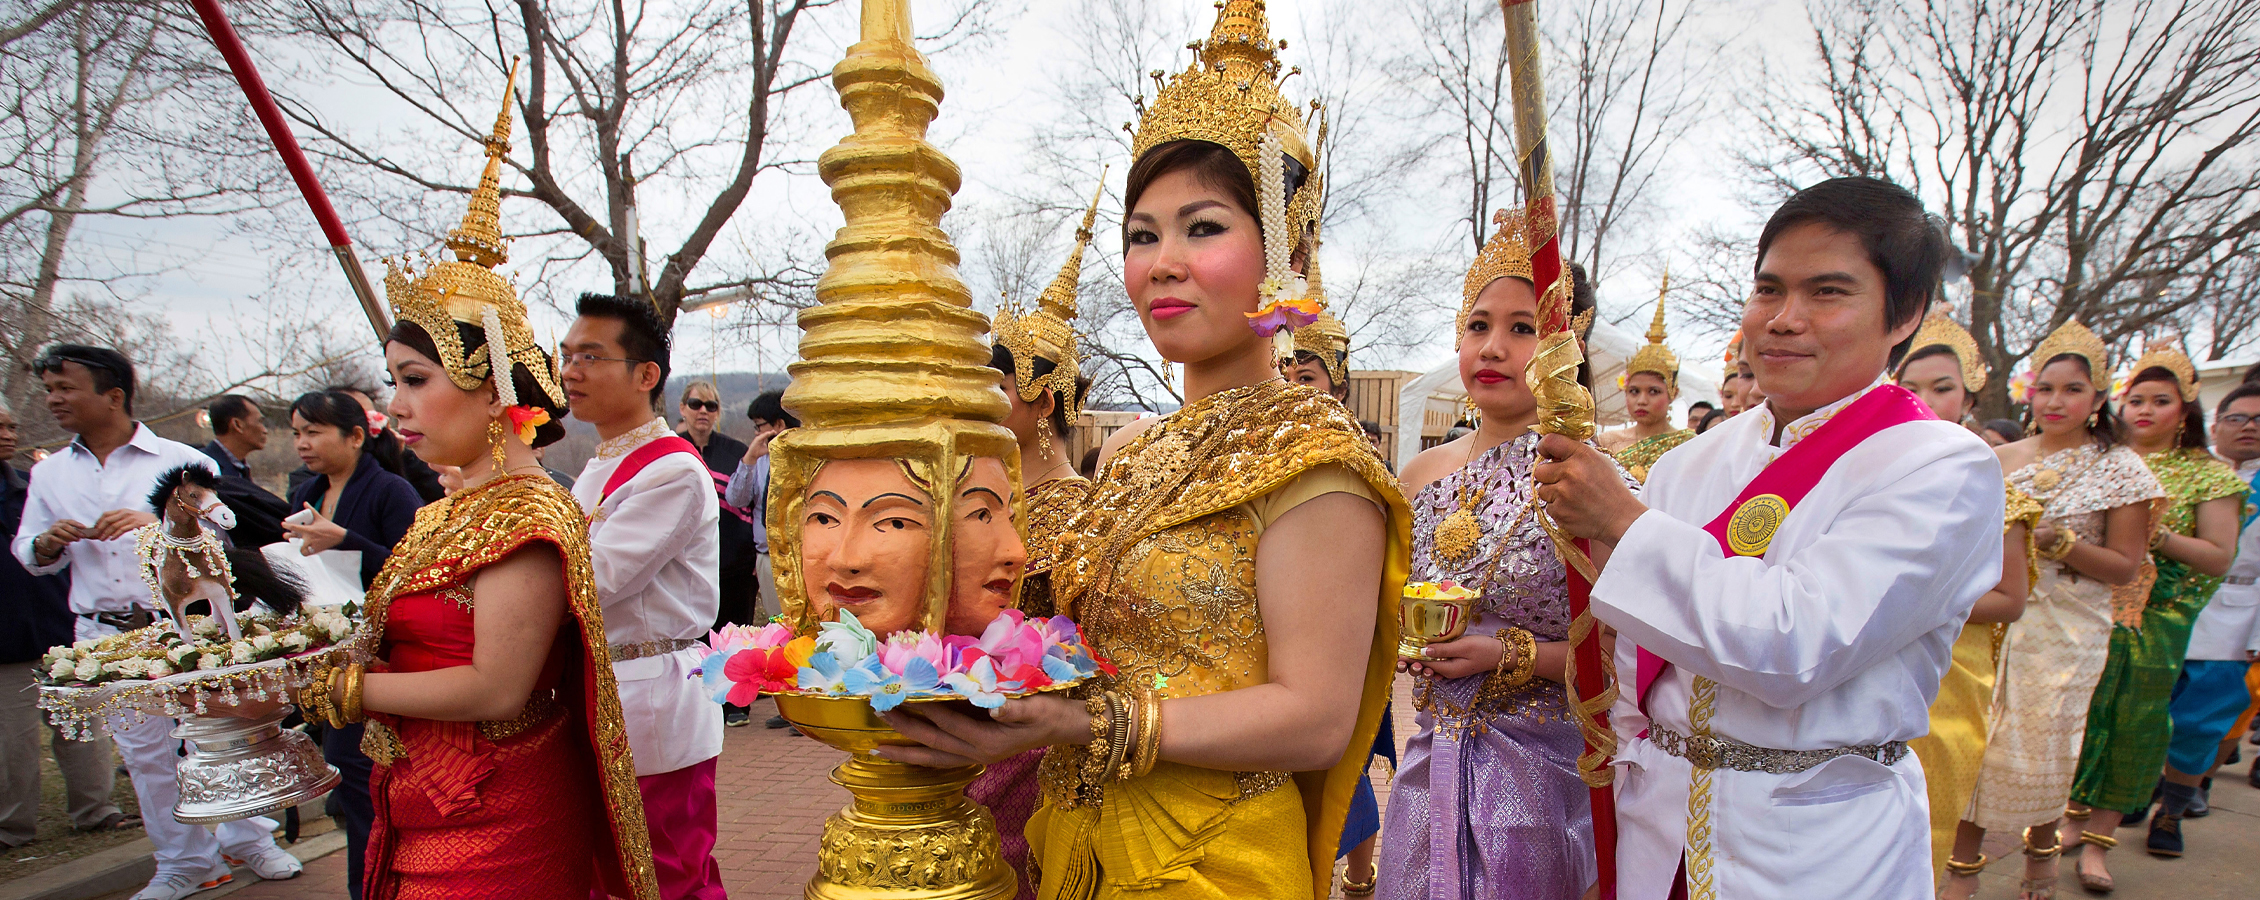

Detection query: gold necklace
(1435, 434), (1500, 564)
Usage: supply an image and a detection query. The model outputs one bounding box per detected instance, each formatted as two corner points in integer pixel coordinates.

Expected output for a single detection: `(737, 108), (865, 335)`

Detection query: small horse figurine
(135, 465), (303, 644)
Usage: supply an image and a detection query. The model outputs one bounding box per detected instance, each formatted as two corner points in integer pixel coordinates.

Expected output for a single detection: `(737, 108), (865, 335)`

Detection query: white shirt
(2186, 459), (2260, 660)
(573, 417), (724, 776)
(1594, 382), (2004, 900)
(12, 425), (218, 626)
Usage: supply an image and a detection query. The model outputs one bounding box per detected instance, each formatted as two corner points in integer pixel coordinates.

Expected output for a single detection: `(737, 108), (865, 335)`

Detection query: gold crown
(2029, 318), (2109, 385)
(994, 175), (1104, 424)
(383, 59), (562, 409)
(1902, 308), (1988, 393)
(2129, 331), (2199, 402)
(1288, 219), (1348, 384)
(1131, 1), (1322, 278)
(1623, 273), (1680, 389)
(1458, 208), (1535, 346)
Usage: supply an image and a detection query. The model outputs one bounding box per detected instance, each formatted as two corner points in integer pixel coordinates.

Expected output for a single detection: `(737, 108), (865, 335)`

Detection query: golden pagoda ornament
(763, 2), (1019, 898)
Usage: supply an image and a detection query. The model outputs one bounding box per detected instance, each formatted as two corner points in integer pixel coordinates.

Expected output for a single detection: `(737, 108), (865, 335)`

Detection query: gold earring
(1463, 395), (1482, 429)
(1162, 361), (1174, 389)
(488, 418), (508, 474)
(1037, 423), (1053, 459)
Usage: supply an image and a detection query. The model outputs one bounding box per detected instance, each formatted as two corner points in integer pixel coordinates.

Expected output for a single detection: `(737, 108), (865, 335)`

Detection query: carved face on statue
(800, 459), (934, 636)
(945, 456), (1026, 635)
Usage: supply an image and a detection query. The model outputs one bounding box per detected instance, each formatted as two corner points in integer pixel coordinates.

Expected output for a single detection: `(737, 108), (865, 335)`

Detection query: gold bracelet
(1080, 694), (1113, 792)
(1106, 691), (1134, 782)
(296, 661), (338, 728)
(2149, 528), (2170, 550)
(1497, 627), (1538, 688)
(2041, 529), (2077, 561)
(1131, 689), (1163, 778)
(335, 663), (365, 724)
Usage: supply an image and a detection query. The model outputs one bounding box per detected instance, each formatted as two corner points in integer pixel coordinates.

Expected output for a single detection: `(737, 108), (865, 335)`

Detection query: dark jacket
(286, 454), (424, 588)
(683, 431), (755, 573)
(288, 435), (445, 505)
(1, 466), (71, 664)
(201, 440), (292, 548)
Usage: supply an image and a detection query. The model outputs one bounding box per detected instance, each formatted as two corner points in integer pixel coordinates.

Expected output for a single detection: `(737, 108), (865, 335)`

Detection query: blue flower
(1040, 654), (1081, 685)
(943, 657), (1012, 709)
(696, 651), (735, 704)
(798, 651), (847, 694)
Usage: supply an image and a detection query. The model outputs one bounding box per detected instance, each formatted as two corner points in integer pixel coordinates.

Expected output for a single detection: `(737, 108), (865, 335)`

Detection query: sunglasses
(683, 399), (721, 413)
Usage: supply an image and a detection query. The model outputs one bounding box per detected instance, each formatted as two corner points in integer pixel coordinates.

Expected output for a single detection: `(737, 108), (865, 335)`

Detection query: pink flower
(707, 622), (793, 655)
(879, 632), (951, 678)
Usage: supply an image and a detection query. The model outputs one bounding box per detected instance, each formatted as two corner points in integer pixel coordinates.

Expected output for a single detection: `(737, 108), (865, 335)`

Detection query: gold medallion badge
(1726, 493), (1791, 557)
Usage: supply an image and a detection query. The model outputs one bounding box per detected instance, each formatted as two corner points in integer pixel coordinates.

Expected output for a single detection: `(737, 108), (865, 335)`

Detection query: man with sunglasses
(560, 294), (728, 900)
(11, 345), (300, 899)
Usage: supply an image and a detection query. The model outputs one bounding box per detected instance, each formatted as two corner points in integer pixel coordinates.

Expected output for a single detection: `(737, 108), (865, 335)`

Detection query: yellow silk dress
(1911, 483), (2042, 880)
(1029, 381), (1410, 900)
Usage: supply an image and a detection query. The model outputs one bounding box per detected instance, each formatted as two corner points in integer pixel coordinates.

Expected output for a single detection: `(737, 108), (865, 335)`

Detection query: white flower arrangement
(35, 611), (358, 687)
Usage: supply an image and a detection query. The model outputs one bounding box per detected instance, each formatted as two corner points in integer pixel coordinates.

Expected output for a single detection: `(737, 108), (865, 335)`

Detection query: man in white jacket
(1535, 177), (2004, 900)
(560, 294), (727, 900)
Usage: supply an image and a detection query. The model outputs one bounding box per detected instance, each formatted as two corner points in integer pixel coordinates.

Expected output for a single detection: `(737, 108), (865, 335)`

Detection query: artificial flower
(146, 660), (173, 678)
(1244, 297), (1323, 337)
(722, 647), (798, 705)
(878, 631), (949, 678)
(798, 651), (849, 694)
(816, 612), (878, 663)
(72, 658), (101, 682)
(365, 409), (390, 433)
(696, 651), (736, 704)
(942, 657), (1012, 709)
(48, 658), (74, 680)
(782, 634), (818, 670)
(505, 405), (551, 445)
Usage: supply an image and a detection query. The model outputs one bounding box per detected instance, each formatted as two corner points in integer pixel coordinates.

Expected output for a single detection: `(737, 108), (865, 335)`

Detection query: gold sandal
(2021, 825), (2062, 900)
(2076, 832), (2116, 895)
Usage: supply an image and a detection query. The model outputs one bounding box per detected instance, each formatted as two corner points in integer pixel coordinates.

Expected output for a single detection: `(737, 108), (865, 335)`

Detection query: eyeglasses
(683, 399), (720, 412)
(2222, 413), (2260, 428)
(556, 352), (649, 372)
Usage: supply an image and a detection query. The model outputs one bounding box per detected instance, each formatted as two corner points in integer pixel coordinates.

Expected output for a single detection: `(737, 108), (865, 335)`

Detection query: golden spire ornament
(762, 3), (1018, 898)
(993, 173), (1104, 425)
(1621, 273), (1680, 390)
(1291, 222), (1349, 386)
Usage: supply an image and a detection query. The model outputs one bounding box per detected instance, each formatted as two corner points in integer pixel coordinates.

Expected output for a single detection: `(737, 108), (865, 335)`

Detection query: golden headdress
(1289, 219), (1349, 385)
(1132, 0), (1325, 358)
(382, 59), (563, 410)
(2029, 318), (2110, 384)
(1903, 308), (1988, 392)
(1622, 273), (1680, 390)
(1457, 208), (1535, 347)
(2128, 331), (2200, 402)
(994, 176), (1103, 424)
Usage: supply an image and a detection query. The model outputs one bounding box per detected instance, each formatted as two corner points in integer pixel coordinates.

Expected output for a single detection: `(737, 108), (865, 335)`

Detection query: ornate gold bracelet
(1080, 694), (1114, 792)
(1131, 689), (1162, 778)
(1105, 690), (1134, 782)
(1495, 627), (1538, 689)
(2041, 529), (2077, 561)
(335, 663), (366, 724)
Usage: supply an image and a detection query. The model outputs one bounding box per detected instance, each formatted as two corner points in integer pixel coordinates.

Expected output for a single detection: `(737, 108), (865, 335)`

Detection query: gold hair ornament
(1458, 209), (1536, 348)
(2028, 318), (2109, 386)
(2127, 331), (2200, 402)
(1902, 307), (1989, 393)
(993, 172), (1105, 425)
(1622, 271), (1680, 391)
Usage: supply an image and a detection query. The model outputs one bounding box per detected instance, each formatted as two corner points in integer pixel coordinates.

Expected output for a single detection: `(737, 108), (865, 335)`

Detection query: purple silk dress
(1378, 433), (1599, 900)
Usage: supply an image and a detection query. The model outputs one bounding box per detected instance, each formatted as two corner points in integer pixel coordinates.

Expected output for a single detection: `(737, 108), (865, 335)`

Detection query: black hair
(573, 293), (671, 407)
(1359, 420), (1382, 440)
(1123, 139), (1308, 249)
(145, 463), (305, 615)
(1688, 400), (1716, 414)
(1695, 407), (1727, 434)
(2123, 366), (2208, 450)
(1567, 260), (1598, 390)
(1896, 344), (1979, 404)
(33, 344), (135, 414)
(747, 388), (800, 429)
(386, 321), (568, 448)
(1078, 446), (1101, 479)
(2031, 352), (2123, 447)
(2217, 383), (2260, 417)
(290, 390), (406, 477)
(987, 344), (1088, 438)
(1755, 177), (1949, 363)
(323, 382), (380, 400)
(1982, 419), (2024, 444)
(207, 395), (259, 436)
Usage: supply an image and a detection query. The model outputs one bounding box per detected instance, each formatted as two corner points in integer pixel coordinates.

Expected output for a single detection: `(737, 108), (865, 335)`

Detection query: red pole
(187, 0), (388, 342)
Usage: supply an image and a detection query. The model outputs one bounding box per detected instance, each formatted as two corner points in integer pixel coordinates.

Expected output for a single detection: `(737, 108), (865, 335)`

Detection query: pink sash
(1633, 385), (1936, 714)
(602, 436), (703, 503)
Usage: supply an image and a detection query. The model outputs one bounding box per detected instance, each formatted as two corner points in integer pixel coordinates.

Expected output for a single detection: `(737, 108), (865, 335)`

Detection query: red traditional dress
(356, 474), (658, 900)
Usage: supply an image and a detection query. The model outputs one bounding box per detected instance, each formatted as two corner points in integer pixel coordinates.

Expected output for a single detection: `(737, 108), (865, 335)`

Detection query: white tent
(1393, 318), (1722, 466)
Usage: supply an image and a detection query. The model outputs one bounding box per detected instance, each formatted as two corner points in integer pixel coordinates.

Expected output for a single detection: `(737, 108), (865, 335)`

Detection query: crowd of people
(1, 4), (2256, 900)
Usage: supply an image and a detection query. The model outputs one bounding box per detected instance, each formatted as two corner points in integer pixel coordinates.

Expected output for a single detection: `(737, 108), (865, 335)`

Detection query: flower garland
(38, 609), (355, 687)
(694, 609), (1112, 713)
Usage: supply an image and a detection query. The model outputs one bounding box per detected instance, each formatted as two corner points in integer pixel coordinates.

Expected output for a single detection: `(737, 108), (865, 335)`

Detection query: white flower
(229, 643), (255, 665)
(72, 638), (100, 652)
(108, 658), (148, 679)
(197, 654), (222, 671)
(251, 634), (279, 653)
(72, 658), (102, 681)
(167, 645), (196, 665)
(48, 658), (74, 679)
(145, 659), (172, 678)
(280, 632), (312, 652)
(193, 616), (222, 637)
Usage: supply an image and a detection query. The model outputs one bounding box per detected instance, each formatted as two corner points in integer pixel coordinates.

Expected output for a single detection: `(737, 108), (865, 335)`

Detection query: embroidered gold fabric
(994, 179), (1101, 424)
(595, 418), (673, 460)
(1017, 475), (1094, 620)
(1457, 209), (1535, 345)
(2028, 319), (2109, 386)
(1035, 379), (1411, 899)
(1622, 289), (1680, 388)
(1610, 429), (1695, 484)
(360, 474), (657, 900)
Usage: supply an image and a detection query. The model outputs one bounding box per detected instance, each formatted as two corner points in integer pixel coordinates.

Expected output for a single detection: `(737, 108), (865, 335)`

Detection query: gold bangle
(1080, 694), (1113, 792)
(2041, 529), (2076, 561)
(1132, 689), (1163, 778)
(1106, 691), (1133, 782)
(1496, 627), (1538, 688)
(335, 663), (365, 724)
(296, 661), (337, 727)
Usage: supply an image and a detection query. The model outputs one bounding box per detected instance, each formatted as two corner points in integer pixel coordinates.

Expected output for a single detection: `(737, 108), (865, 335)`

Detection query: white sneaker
(129, 863), (232, 900)
(224, 843), (304, 880)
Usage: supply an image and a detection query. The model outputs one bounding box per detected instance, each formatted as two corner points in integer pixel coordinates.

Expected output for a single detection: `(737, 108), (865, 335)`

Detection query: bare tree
(1744, 0), (2260, 414)
(255, 0), (1001, 329)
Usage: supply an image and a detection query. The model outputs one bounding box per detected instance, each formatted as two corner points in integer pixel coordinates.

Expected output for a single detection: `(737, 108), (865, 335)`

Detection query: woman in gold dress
(972, 180), (1103, 899)
(1595, 294), (1693, 482)
(1965, 319), (2164, 900)
(1893, 313), (2040, 898)
(881, 5), (1408, 898)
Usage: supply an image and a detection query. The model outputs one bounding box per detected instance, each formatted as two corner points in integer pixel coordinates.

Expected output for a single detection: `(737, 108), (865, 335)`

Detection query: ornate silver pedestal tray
(36, 612), (364, 824)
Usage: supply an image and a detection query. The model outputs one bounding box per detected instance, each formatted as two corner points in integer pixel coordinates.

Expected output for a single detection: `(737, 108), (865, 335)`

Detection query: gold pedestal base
(778, 693), (1016, 900)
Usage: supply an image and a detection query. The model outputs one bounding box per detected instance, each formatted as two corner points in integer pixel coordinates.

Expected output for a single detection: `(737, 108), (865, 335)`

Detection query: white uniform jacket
(1593, 384), (2004, 900)
(575, 419), (724, 777)
(2187, 460), (2260, 661)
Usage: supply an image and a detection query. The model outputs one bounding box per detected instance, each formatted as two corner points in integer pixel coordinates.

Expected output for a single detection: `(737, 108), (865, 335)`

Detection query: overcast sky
(72, 0), (1806, 394)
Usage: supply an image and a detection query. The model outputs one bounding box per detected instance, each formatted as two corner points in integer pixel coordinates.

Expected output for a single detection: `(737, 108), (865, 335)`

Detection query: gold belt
(359, 690), (566, 763)
(608, 637), (703, 662)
